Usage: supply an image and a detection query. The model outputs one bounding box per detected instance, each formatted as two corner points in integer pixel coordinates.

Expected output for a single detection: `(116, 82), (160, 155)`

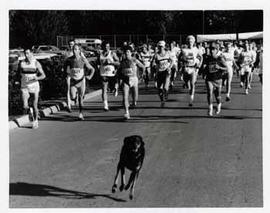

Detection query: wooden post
(114, 34), (117, 49)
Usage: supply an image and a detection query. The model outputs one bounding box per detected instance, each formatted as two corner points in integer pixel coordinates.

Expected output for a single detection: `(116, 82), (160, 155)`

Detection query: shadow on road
(10, 182), (126, 202)
(40, 113), (261, 124)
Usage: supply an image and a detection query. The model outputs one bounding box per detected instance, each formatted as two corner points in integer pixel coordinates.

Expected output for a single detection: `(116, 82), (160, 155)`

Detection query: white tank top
(222, 51), (234, 67)
(181, 47), (199, 67)
(100, 50), (116, 76)
(155, 52), (171, 72)
(240, 51), (253, 67)
(20, 58), (39, 87)
(169, 47), (180, 63)
(140, 51), (151, 68)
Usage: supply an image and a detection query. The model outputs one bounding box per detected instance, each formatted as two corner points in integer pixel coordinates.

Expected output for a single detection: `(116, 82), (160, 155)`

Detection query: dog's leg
(112, 164), (121, 193)
(119, 167), (126, 191)
(125, 171), (136, 191)
(129, 172), (139, 200)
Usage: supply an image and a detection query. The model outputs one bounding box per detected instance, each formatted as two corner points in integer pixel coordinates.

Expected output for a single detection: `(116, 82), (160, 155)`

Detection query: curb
(9, 89), (102, 130)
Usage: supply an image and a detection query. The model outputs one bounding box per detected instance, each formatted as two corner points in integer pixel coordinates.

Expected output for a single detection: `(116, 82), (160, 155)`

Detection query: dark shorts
(70, 77), (85, 88)
(206, 79), (222, 89)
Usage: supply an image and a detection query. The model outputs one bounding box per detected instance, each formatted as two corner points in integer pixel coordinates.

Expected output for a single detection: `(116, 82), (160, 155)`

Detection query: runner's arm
(136, 59), (145, 73)
(35, 61), (46, 81)
(83, 58), (95, 80)
(112, 52), (120, 67)
(216, 57), (228, 72)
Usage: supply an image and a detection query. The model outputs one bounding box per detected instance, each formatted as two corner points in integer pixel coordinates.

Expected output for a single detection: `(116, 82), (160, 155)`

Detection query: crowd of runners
(17, 35), (263, 128)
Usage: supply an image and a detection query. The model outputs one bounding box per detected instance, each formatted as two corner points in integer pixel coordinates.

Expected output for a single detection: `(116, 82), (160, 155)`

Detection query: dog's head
(123, 135), (144, 153)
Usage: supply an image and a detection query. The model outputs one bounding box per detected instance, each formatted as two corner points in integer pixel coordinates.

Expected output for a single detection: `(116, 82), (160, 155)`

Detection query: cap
(94, 39), (102, 45)
(157, 40), (166, 47)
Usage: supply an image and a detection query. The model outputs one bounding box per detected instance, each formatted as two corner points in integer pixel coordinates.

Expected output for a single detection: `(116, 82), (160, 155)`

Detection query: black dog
(112, 135), (145, 200)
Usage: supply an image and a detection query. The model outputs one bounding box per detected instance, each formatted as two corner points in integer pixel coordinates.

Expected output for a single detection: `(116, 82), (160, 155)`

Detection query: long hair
(72, 43), (82, 56)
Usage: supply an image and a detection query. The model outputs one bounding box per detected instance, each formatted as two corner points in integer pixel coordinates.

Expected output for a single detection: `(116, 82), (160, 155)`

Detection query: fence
(57, 32), (263, 49)
(57, 34), (188, 49)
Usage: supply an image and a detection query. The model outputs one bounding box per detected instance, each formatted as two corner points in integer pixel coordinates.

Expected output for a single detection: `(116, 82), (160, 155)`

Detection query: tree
(9, 10), (69, 48)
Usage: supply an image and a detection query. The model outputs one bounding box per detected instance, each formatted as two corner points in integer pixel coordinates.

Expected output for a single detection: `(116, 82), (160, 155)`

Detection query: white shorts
(128, 76), (139, 88)
(183, 66), (196, 75)
(240, 66), (252, 75)
(21, 82), (40, 94)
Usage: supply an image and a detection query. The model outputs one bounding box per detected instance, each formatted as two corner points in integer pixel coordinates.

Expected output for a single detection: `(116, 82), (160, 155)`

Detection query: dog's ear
(123, 136), (129, 146)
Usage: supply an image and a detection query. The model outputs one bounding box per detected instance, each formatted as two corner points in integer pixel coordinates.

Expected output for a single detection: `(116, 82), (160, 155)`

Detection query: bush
(8, 55), (101, 117)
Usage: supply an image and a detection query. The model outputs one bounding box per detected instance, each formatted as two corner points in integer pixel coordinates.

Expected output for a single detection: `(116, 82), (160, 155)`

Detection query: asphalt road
(9, 74), (263, 208)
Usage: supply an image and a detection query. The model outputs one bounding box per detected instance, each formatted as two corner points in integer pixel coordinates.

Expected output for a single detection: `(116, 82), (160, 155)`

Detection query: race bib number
(159, 60), (169, 71)
(101, 65), (115, 76)
(72, 68), (82, 74)
(243, 57), (251, 66)
(184, 67), (195, 74)
(208, 63), (217, 73)
(22, 75), (35, 83)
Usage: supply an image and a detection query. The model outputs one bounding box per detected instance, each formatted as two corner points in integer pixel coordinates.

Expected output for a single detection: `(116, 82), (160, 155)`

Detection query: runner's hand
(85, 75), (92, 80)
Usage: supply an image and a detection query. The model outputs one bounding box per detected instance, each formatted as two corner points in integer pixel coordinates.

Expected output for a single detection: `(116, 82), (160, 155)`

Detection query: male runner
(238, 41), (254, 95)
(169, 41), (181, 89)
(139, 44), (153, 88)
(98, 41), (120, 111)
(221, 42), (238, 101)
(152, 40), (173, 107)
(204, 42), (228, 116)
(178, 35), (202, 106)
(18, 48), (46, 128)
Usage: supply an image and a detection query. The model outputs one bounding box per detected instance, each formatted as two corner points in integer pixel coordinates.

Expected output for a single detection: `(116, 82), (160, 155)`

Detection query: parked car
(32, 45), (65, 56)
(9, 49), (25, 71)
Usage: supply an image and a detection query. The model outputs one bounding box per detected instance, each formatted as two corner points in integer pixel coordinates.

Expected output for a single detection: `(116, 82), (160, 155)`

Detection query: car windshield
(39, 46), (51, 51)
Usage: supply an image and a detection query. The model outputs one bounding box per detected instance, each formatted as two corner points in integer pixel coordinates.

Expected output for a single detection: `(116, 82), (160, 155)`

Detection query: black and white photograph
(2, 0), (268, 211)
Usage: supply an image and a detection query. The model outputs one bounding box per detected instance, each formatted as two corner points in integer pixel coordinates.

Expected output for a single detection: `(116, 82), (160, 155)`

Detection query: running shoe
(78, 113), (84, 120)
(104, 102), (109, 111)
(130, 102), (137, 109)
(225, 96), (231, 102)
(208, 106), (213, 117)
(245, 89), (249, 95)
(240, 82), (244, 88)
(32, 120), (39, 129)
(248, 84), (252, 89)
(216, 103), (222, 115)
(66, 107), (72, 113)
(29, 107), (34, 121)
(113, 89), (118, 97)
(160, 101), (165, 108)
(124, 112), (130, 120)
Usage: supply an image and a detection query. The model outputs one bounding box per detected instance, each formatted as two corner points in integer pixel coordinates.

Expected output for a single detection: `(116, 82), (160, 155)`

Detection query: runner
(119, 45), (145, 119)
(65, 39), (75, 112)
(238, 41), (254, 95)
(249, 42), (257, 89)
(256, 44), (263, 84)
(98, 41), (120, 111)
(139, 44), (152, 88)
(204, 42), (228, 116)
(18, 48), (46, 129)
(221, 42), (238, 101)
(66, 44), (95, 120)
(152, 40), (173, 107)
(169, 41), (181, 89)
(178, 35), (202, 106)
(64, 39), (88, 112)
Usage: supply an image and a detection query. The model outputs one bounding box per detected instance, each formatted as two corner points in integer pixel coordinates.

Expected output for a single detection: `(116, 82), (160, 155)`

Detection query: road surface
(9, 75), (263, 207)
